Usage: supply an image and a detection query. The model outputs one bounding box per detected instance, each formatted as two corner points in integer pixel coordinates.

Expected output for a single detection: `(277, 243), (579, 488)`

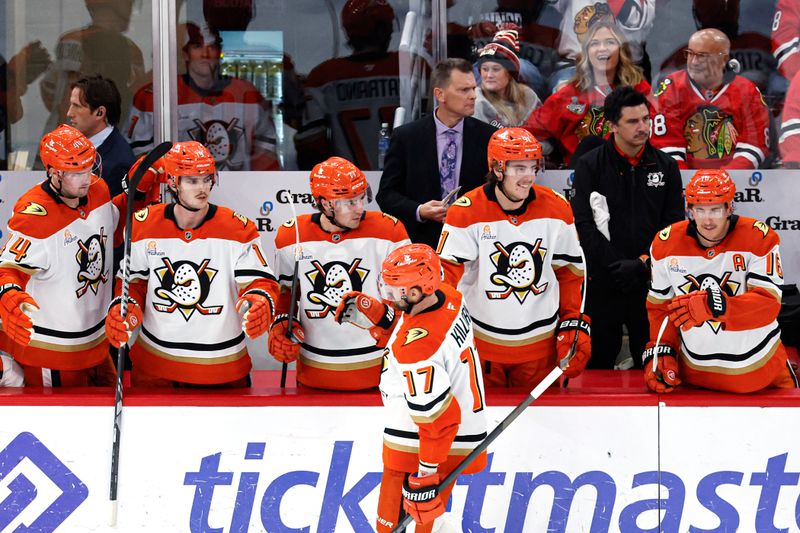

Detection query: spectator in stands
(67, 75), (134, 197)
(473, 29), (541, 129)
(126, 22), (278, 171)
(571, 86), (684, 370)
(772, 0), (800, 80)
(650, 28), (769, 169)
(376, 58), (495, 248)
(523, 21), (650, 168)
(780, 70), (800, 167)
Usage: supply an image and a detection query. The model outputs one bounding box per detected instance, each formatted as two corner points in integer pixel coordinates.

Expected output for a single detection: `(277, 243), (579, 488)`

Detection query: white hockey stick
(561, 246), (588, 387)
(652, 315), (670, 373)
(281, 201), (303, 388)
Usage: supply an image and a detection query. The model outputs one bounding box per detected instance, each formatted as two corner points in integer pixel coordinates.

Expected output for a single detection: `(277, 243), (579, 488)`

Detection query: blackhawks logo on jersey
(679, 272), (740, 333)
(304, 258), (369, 319)
(152, 257), (223, 320)
(574, 105), (610, 142)
(683, 105), (738, 161)
(486, 239), (548, 303)
(187, 118), (246, 171)
(75, 227), (109, 298)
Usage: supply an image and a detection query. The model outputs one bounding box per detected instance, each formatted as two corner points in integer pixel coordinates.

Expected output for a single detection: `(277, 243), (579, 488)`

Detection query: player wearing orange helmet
(644, 169), (797, 393)
(0, 124), (158, 386)
(104, 141), (280, 387)
(435, 127), (589, 389)
(269, 156), (409, 390)
(334, 243), (487, 532)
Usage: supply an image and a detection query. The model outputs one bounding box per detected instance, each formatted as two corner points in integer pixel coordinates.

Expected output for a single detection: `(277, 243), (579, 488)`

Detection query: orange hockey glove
(0, 284), (39, 345)
(668, 288), (727, 331)
(268, 314), (304, 363)
(642, 342), (681, 393)
(125, 153), (167, 202)
(236, 290), (274, 339)
(402, 473), (445, 526)
(556, 316), (591, 378)
(334, 291), (397, 346)
(106, 297), (143, 348)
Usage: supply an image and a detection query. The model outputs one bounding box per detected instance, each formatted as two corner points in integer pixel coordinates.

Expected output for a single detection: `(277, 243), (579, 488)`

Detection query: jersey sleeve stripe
(735, 143), (765, 163)
(384, 427), (488, 443)
(775, 38), (799, 66)
(746, 272), (780, 286)
(406, 387), (451, 412)
(234, 269), (277, 281)
(681, 326), (781, 363)
(551, 253), (583, 263)
(409, 392), (454, 423)
(650, 285), (672, 296)
(779, 120), (800, 143)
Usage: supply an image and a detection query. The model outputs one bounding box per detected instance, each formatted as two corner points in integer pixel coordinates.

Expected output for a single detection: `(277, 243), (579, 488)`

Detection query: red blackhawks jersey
(437, 184), (584, 365)
(771, 0), (800, 79)
(273, 212), (409, 390)
(302, 53), (400, 170)
(779, 70), (800, 165)
(380, 283), (488, 474)
(647, 216), (789, 393)
(124, 203), (279, 384)
(523, 79), (650, 165)
(0, 179), (121, 370)
(126, 75), (278, 171)
(650, 70), (769, 170)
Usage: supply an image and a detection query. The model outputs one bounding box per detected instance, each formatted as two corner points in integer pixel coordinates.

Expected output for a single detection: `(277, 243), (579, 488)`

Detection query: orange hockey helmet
(39, 124), (96, 173)
(163, 141), (217, 187)
(309, 156), (371, 202)
(379, 243), (442, 300)
(341, 0), (394, 40)
(487, 127), (542, 173)
(685, 169), (735, 206)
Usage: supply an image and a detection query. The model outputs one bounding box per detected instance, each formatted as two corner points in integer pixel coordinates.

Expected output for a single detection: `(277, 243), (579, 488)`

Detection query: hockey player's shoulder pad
(650, 220), (690, 261)
(9, 188), (58, 238)
(381, 212), (399, 225)
(134, 206), (149, 222)
(281, 217), (297, 229)
(534, 185), (574, 223)
(736, 216), (781, 252)
(231, 211), (250, 228)
(391, 324), (444, 365)
(213, 206), (259, 242)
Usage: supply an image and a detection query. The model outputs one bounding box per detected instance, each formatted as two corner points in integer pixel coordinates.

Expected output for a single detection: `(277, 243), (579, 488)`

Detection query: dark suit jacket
(97, 127), (135, 198)
(376, 114), (495, 248)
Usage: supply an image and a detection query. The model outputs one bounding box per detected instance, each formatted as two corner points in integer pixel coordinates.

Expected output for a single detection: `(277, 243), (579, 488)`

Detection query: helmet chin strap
(50, 171), (79, 201)
(496, 172), (523, 204)
(692, 217), (730, 244)
(322, 203), (352, 232)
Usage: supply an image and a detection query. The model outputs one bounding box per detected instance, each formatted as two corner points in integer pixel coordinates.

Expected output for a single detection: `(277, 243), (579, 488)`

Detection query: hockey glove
(236, 291), (274, 339)
(268, 314), (304, 363)
(608, 258), (647, 294)
(125, 154), (167, 203)
(402, 473), (444, 525)
(334, 291), (397, 347)
(642, 342), (681, 393)
(556, 316), (591, 378)
(105, 297), (143, 348)
(668, 289), (727, 331)
(0, 284), (39, 345)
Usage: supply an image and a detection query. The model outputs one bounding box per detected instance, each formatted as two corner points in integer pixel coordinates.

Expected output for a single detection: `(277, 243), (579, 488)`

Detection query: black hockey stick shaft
(281, 259), (300, 388)
(391, 365), (564, 532)
(109, 141), (172, 525)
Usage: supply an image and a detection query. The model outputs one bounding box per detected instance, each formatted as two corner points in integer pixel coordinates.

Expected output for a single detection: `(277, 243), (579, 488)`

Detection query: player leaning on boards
(105, 141), (280, 387)
(334, 243), (487, 532)
(644, 169), (798, 393)
(268, 156), (409, 390)
(435, 127), (589, 388)
(0, 124), (158, 386)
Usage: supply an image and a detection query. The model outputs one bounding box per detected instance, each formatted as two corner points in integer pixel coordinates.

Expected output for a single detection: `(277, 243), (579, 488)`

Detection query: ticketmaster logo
(0, 432), (88, 531)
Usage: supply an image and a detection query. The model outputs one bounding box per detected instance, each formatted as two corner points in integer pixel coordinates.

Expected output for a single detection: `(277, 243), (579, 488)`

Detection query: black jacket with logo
(570, 136), (685, 279)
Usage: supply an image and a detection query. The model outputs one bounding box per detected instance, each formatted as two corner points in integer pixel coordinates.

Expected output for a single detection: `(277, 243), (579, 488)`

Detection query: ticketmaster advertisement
(1, 404), (800, 531)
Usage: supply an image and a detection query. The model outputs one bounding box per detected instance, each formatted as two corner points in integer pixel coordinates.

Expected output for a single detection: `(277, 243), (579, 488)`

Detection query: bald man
(651, 28), (769, 170)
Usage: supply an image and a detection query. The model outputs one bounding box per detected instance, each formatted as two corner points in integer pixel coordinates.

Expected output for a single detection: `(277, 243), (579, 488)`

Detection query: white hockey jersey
(647, 216), (789, 393)
(437, 184), (585, 364)
(380, 283), (488, 473)
(273, 212), (409, 390)
(0, 352), (24, 387)
(0, 179), (120, 370)
(124, 203), (279, 384)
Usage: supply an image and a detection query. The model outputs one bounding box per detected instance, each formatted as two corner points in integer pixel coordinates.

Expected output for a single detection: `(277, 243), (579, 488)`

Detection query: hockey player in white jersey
(436, 127), (589, 388)
(334, 243), (487, 532)
(105, 141), (280, 386)
(269, 156), (409, 390)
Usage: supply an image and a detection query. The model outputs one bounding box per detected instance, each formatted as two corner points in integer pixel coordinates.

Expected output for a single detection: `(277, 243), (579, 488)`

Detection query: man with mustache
(571, 86), (684, 370)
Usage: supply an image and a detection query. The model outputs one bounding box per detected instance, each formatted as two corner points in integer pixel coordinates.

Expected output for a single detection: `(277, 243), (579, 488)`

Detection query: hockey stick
(281, 201), (303, 388)
(561, 246), (588, 388)
(109, 141), (172, 526)
(652, 315), (670, 374)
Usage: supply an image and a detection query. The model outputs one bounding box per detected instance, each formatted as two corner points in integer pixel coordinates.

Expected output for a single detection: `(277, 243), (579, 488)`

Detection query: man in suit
(377, 58), (495, 248)
(67, 74), (135, 197)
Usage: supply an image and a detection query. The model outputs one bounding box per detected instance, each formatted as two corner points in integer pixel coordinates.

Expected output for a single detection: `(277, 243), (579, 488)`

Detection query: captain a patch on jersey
(679, 272), (740, 333)
(152, 257), (222, 320)
(304, 258), (369, 319)
(74, 227), (109, 298)
(486, 239), (548, 303)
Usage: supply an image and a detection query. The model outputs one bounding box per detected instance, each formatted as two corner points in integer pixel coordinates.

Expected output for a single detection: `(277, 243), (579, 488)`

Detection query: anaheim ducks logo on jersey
(152, 257), (223, 320)
(75, 227), (108, 298)
(486, 239), (548, 303)
(683, 105), (738, 161)
(187, 118), (245, 171)
(304, 258), (369, 319)
(679, 272), (740, 333)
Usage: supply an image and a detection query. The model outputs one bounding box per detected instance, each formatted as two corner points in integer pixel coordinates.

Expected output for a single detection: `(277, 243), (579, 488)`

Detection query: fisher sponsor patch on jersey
(304, 258), (369, 319)
(74, 227), (108, 298)
(486, 239), (549, 303)
(152, 257), (222, 320)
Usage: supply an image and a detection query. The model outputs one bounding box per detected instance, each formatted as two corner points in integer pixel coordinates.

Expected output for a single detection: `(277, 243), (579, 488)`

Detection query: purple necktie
(440, 129), (458, 198)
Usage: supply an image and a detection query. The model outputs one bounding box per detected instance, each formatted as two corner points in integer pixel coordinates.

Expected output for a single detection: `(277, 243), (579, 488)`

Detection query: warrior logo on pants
(75, 227), (108, 298)
(679, 272), (740, 333)
(152, 257), (223, 320)
(304, 258), (369, 319)
(486, 239), (548, 303)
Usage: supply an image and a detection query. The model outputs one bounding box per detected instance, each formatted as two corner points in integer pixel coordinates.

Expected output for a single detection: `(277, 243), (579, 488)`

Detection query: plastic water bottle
(378, 123), (390, 170)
